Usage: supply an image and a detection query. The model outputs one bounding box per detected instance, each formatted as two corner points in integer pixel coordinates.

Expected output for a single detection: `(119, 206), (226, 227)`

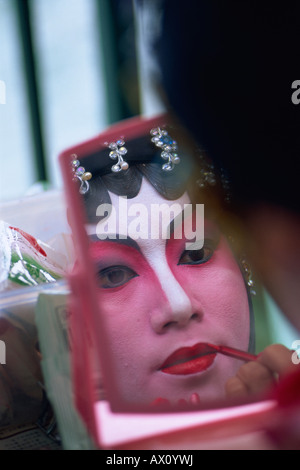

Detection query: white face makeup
(88, 178), (250, 406)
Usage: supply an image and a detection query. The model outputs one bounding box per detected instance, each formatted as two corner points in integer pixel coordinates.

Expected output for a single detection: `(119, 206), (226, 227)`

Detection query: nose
(150, 263), (202, 334)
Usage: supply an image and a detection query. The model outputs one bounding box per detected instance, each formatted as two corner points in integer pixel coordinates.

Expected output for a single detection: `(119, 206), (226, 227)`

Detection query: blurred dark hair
(154, 0), (300, 214)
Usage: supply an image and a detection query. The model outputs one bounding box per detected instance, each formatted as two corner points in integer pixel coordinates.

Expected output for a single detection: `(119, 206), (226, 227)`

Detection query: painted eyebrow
(167, 208), (221, 245)
(168, 208), (186, 238)
(89, 233), (141, 252)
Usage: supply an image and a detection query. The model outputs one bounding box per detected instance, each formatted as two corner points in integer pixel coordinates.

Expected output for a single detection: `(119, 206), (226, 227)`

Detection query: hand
(225, 344), (298, 398)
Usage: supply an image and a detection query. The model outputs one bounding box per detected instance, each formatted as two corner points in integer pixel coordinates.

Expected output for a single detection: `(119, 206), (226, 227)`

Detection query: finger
(258, 344), (297, 377)
(189, 392), (201, 405)
(225, 376), (249, 398)
(235, 360), (275, 395)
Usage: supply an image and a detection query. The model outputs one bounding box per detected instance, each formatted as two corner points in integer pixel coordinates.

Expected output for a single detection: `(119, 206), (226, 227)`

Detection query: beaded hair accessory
(107, 139), (129, 173)
(71, 154), (92, 195)
(70, 126), (181, 195)
(150, 127), (180, 171)
(69, 124), (228, 197)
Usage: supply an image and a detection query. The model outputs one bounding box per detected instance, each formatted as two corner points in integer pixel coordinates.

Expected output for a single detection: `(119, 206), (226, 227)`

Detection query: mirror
(59, 114), (274, 424)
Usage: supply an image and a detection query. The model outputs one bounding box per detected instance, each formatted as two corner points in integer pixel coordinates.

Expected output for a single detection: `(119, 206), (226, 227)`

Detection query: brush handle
(217, 345), (258, 362)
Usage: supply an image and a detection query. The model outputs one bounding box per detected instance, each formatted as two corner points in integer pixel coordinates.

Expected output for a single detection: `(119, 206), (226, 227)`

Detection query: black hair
(83, 163), (196, 223)
(155, 0), (300, 214)
(81, 130), (220, 223)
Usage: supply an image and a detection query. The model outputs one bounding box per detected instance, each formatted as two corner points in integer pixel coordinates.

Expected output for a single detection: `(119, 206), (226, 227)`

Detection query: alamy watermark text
(0, 340), (6, 364)
(0, 80), (6, 104)
(95, 200), (204, 250)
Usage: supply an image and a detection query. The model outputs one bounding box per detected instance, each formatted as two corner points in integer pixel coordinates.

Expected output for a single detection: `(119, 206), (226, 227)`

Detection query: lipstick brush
(207, 344), (258, 362)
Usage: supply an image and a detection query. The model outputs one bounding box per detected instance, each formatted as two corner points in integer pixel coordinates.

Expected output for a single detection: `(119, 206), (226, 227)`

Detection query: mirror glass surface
(63, 116), (274, 413)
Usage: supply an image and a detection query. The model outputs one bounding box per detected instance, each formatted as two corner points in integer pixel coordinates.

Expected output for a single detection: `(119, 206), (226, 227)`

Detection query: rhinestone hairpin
(240, 257), (256, 296)
(71, 155), (92, 195)
(107, 139), (129, 173)
(150, 127), (180, 171)
(227, 237), (256, 296)
(195, 150), (217, 189)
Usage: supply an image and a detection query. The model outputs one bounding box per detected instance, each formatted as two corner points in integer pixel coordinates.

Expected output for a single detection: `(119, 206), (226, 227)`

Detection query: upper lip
(159, 342), (217, 370)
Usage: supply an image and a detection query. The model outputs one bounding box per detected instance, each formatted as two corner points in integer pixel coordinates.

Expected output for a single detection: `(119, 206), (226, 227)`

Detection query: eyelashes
(97, 265), (138, 289)
(96, 239), (218, 289)
(177, 240), (216, 266)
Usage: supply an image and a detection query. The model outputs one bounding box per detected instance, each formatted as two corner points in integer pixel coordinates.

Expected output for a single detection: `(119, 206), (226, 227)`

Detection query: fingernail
(189, 392), (201, 405)
(177, 398), (188, 406)
(150, 397), (170, 407)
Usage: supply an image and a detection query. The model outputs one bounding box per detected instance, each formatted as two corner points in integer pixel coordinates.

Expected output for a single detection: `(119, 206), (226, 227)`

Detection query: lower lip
(161, 353), (216, 375)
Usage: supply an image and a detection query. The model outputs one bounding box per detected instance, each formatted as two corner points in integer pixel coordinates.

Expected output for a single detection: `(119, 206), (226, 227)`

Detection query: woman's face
(89, 178), (250, 406)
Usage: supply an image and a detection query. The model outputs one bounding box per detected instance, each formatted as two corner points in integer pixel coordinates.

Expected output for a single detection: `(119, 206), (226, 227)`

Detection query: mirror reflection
(68, 115), (296, 411)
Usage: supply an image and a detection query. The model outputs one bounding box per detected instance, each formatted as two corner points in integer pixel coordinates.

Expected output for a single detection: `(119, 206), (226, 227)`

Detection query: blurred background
(0, 0), (165, 202)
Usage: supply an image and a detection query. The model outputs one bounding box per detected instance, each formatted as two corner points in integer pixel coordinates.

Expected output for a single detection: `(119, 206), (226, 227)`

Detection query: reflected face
(89, 179), (250, 406)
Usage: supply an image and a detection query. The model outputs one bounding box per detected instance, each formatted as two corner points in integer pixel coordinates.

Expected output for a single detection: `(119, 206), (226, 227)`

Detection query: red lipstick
(160, 343), (217, 375)
(160, 343), (258, 376)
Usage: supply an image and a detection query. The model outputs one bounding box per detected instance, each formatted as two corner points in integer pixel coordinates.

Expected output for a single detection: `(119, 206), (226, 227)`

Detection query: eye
(178, 242), (215, 265)
(97, 265), (138, 289)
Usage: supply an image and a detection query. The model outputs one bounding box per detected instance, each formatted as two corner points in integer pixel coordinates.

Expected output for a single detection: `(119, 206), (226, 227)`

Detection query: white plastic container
(0, 190), (71, 436)
(0, 189), (70, 241)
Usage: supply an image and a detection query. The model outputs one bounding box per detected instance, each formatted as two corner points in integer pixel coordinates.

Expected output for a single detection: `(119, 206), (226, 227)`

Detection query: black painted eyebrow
(168, 208), (185, 238)
(168, 207), (221, 244)
(89, 233), (141, 252)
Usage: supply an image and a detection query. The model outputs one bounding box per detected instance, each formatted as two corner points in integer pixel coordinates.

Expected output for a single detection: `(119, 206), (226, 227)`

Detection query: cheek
(169, 241), (250, 346)
(177, 265), (248, 317)
(96, 275), (167, 399)
(180, 267), (249, 350)
(95, 270), (163, 357)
